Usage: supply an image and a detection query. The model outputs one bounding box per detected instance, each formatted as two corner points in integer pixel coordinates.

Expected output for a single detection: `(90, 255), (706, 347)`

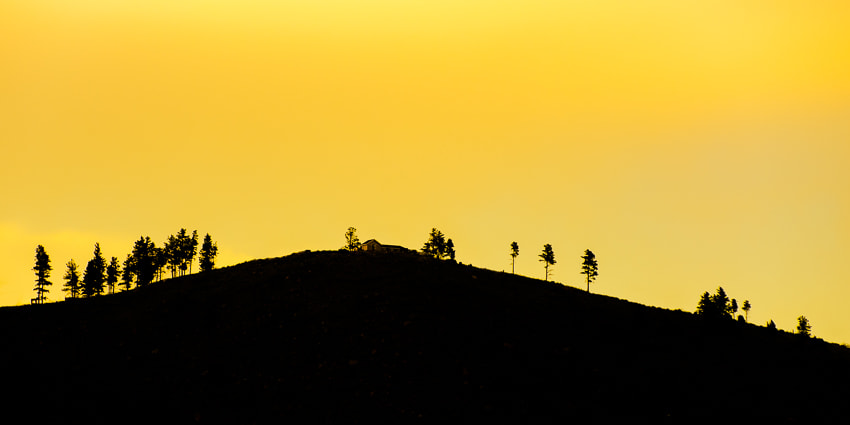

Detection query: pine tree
(128, 236), (157, 287)
(539, 244), (556, 281)
(742, 300), (751, 322)
(32, 245), (52, 304)
(186, 230), (199, 275)
(82, 243), (107, 297)
(343, 227), (361, 251)
(422, 228), (448, 259)
(120, 254), (134, 291)
(62, 259), (82, 299)
(580, 249), (599, 293)
(711, 287), (731, 318)
(797, 315), (812, 337)
(510, 242), (519, 274)
(106, 256), (121, 295)
(446, 239), (455, 261)
(198, 233), (218, 272)
(696, 291), (712, 316)
(165, 233), (180, 278)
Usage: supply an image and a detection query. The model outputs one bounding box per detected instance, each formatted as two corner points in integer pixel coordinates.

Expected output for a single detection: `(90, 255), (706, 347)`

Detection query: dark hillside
(2, 250), (849, 423)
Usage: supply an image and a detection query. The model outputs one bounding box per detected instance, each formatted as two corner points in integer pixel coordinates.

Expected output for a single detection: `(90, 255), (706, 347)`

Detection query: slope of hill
(2, 250), (849, 423)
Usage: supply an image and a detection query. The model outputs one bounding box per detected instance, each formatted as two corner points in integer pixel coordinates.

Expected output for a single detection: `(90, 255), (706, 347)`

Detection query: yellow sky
(2, 1), (849, 341)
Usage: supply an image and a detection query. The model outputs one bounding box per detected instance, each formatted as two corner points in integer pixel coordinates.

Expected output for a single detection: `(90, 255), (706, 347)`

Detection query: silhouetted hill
(3, 250), (850, 423)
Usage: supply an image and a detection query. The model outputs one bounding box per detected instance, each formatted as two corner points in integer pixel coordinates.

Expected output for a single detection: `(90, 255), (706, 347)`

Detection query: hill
(3, 250), (850, 423)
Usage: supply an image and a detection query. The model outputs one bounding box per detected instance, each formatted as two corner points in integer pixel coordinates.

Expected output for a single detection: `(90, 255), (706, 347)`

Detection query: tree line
(31, 229), (218, 304)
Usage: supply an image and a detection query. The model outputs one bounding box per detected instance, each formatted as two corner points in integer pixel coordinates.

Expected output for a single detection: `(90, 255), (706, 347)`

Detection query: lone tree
(510, 242), (519, 274)
(742, 300), (752, 322)
(446, 238), (456, 261)
(539, 244), (556, 281)
(797, 315), (812, 337)
(422, 228), (449, 259)
(106, 256), (121, 295)
(32, 245), (52, 304)
(198, 233), (219, 272)
(580, 249), (599, 293)
(82, 243), (107, 297)
(62, 259), (81, 299)
(343, 227), (361, 251)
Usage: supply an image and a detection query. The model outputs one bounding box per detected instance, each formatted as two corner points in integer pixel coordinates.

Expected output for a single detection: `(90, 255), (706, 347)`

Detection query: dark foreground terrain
(3, 250), (849, 423)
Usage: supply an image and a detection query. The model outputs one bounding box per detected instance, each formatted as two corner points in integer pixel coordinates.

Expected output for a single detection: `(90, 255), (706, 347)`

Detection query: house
(360, 239), (412, 254)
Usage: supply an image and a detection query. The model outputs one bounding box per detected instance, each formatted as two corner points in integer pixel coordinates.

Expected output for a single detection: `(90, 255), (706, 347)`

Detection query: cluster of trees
(422, 228), (455, 260)
(696, 287), (812, 337)
(695, 287), (745, 320)
(32, 229), (218, 303)
(506, 242), (599, 291)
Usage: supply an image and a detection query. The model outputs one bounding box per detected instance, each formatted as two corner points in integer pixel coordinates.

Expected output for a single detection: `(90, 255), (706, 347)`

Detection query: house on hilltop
(360, 239), (413, 254)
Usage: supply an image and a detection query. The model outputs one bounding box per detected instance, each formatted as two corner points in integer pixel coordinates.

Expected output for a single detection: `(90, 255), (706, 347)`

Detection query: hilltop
(3, 250), (850, 423)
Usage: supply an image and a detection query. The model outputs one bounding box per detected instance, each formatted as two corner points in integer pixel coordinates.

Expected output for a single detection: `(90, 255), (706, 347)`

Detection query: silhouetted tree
(580, 249), (599, 292)
(344, 227), (361, 251)
(32, 245), (52, 304)
(539, 244), (556, 281)
(128, 236), (157, 287)
(696, 291), (712, 316)
(742, 300), (751, 322)
(422, 228), (449, 259)
(82, 243), (107, 297)
(730, 299), (738, 318)
(510, 242), (519, 274)
(711, 287), (731, 318)
(185, 230), (199, 275)
(106, 256), (120, 295)
(199, 233), (218, 272)
(446, 238), (455, 261)
(153, 246), (167, 282)
(797, 315), (811, 337)
(165, 234), (181, 278)
(120, 254), (134, 291)
(62, 259), (81, 299)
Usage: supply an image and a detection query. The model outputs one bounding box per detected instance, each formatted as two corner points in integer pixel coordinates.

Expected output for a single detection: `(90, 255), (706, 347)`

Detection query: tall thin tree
(510, 242), (519, 274)
(32, 245), (52, 304)
(742, 300), (752, 322)
(62, 259), (81, 299)
(580, 249), (599, 293)
(539, 244), (556, 281)
(198, 233), (218, 272)
(106, 256), (121, 295)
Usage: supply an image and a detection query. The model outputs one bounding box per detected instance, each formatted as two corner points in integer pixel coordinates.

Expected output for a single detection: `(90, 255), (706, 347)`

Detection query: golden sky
(2, 1), (849, 341)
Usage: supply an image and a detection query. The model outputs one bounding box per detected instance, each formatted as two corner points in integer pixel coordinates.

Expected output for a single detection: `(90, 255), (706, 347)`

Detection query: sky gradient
(2, 1), (849, 342)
